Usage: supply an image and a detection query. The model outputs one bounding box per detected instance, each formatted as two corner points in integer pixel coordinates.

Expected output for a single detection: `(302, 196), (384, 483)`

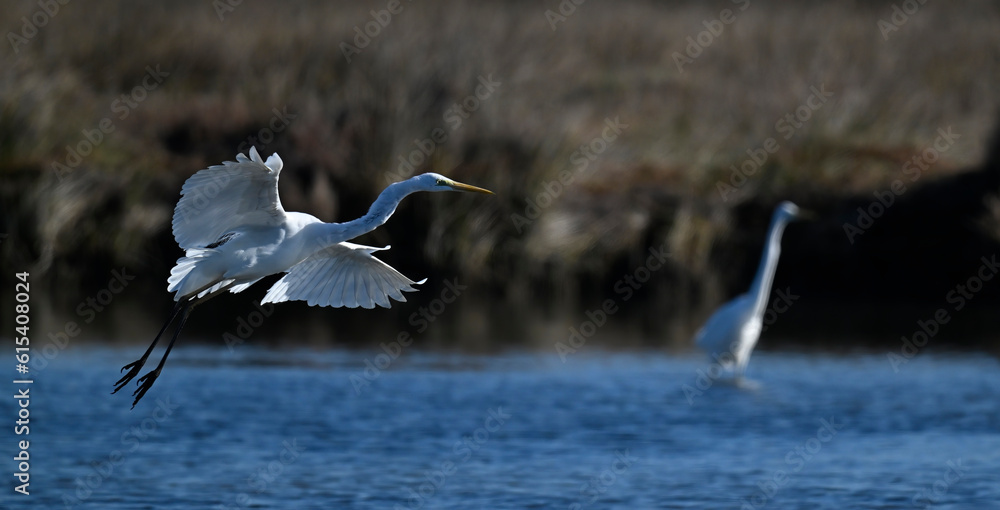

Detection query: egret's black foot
(112, 358), (147, 394)
(131, 369), (160, 409)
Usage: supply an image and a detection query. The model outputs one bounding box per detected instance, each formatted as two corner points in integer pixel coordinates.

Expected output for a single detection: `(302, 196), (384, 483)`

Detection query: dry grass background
(2, 0), (999, 347)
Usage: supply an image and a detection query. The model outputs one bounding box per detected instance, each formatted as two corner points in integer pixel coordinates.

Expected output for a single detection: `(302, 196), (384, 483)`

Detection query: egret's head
(777, 201), (800, 217)
(776, 201), (816, 221)
(415, 173), (494, 194)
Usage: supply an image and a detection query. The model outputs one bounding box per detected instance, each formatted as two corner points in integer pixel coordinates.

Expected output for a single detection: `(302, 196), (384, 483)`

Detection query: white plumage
(261, 242), (426, 309)
(114, 147), (492, 407)
(172, 149), (286, 251)
(694, 201), (806, 381)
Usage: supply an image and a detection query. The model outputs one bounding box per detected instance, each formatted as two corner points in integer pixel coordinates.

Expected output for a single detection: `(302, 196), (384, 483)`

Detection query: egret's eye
(436, 179), (446, 186)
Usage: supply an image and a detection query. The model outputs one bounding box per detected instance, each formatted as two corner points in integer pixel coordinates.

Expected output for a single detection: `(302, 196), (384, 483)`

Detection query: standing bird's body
(114, 147), (492, 407)
(694, 201), (806, 382)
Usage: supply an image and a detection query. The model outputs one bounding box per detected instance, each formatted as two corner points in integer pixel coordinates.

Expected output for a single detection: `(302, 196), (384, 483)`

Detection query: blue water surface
(2, 346), (999, 509)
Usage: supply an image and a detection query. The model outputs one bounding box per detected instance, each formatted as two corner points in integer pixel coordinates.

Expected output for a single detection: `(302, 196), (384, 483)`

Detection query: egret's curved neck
(315, 179), (422, 247)
(749, 212), (792, 317)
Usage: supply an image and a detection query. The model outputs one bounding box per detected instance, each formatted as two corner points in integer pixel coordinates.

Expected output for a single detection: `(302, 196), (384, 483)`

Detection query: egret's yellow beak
(447, 180), (494, 195)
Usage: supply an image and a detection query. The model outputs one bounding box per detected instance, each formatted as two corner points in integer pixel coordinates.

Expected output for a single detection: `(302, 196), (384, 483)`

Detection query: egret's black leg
(113, 302), (182, 394)
(131, 305), (193, 408)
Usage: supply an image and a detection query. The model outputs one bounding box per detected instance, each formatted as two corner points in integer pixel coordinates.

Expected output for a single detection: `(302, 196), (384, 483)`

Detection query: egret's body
(694, 201), (805, 381)
(114, 147), (492, 407)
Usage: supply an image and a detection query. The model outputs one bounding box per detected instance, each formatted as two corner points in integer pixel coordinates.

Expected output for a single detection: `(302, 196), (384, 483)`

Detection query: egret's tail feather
(167, 249), (211, 294)
(167, 249), (235, 301)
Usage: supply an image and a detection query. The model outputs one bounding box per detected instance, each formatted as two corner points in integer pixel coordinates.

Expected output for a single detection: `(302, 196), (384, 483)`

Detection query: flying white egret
(113, 147), (493, 407)
(693, 201), (808, 383)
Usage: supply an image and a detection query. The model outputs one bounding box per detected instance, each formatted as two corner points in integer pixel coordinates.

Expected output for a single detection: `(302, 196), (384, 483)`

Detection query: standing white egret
(113, 147), (493, 407)
(693, 201), (807, 382)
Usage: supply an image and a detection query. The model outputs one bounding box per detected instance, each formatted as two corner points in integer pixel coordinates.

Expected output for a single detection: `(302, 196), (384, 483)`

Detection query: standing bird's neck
(316, 179), (424, 247)
(748, 211), (792, 317)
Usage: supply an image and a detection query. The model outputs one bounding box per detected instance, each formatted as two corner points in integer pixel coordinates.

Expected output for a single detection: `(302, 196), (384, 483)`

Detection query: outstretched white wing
(172, 147), (286, 250)
(261, 243), (425, 309)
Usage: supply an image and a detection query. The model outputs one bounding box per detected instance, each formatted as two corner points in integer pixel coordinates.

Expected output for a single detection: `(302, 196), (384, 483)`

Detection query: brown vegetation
(2, 0), (999, 348)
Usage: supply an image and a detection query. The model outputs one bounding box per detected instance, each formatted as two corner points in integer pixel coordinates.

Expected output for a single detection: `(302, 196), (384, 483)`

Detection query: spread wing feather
(261, 243), (425, 309)
(172, 147), (285, 250)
